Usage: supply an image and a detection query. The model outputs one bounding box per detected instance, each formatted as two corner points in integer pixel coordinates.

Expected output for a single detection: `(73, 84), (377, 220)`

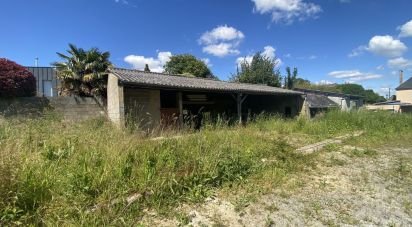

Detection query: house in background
(107, 68), (305, 128)
(366, 71), (412, 113)
(395, 76), (412, 113)
(294, 88), (364, 114)
(26, 67), (59, 97)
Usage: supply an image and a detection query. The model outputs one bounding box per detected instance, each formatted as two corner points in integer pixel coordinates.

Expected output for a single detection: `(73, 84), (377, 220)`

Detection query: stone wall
(107, 74), (125, 125)
(397, 89), (412, 104)
(49, 97), (105, 121)
(0, 96), (105, 121)
(124, 87), (161, 129)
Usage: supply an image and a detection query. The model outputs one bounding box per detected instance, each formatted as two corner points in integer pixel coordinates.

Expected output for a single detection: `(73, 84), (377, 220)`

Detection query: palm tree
(53, 44), (112, 97)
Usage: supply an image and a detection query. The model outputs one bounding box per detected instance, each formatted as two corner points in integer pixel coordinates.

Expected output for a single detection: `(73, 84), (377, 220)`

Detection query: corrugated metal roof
(110, 68), (302, 95)
(396, 77), (412, 90)
(306, 93), (339, 108)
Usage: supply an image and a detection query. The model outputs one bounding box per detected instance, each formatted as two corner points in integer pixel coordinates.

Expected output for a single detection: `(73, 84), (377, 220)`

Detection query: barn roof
(396, 77), (412, 91)
(110, 68), (302, 95)
(305, 93), (339, 108)
(294, 88), (363, 99)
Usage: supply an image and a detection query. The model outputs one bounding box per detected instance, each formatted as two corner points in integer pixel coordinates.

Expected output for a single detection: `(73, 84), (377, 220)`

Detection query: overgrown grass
(0, 110), (411, 225)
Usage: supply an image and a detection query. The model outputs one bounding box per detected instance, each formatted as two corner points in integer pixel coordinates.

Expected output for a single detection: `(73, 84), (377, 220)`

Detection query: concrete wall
(124, 88), (161, 129)
(0, 96), (105, 120)
(107, 74), (125, 126)
(49, 97), (105, 120)
(397, 90), (412, 104)
(328, 96), (350, 111)
(365, 104), (401, 113)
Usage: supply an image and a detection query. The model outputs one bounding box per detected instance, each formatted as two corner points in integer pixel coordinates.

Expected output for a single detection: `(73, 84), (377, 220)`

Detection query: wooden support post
(178, 91), (183, 126)
(235, 93), (248, 124)
(237, 93), (242, 123)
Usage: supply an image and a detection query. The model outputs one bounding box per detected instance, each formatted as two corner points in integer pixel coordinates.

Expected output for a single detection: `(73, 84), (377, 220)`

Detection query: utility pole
(388, 88), (391, 100)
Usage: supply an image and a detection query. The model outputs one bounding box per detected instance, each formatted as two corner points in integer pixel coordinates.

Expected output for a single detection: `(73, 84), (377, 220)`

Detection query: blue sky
(1, 0), (412, 96)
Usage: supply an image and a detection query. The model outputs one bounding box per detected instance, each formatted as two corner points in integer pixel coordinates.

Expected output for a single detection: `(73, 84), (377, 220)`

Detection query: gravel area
(151, 145), (412, 226)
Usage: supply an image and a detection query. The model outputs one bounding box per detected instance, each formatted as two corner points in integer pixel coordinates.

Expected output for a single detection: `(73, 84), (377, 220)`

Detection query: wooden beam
(178, 92), (183, 126)
(241, 94), (248, 104)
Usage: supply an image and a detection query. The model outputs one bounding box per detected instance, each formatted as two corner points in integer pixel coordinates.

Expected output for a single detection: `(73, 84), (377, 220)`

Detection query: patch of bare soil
(149, 144), (412, 227)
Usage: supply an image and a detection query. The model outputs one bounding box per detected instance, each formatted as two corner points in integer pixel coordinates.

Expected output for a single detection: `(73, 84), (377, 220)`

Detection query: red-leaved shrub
(0, 58), (36, 97)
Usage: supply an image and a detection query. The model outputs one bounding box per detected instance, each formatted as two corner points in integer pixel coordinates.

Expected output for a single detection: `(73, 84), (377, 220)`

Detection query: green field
(1, 111), (411, 225)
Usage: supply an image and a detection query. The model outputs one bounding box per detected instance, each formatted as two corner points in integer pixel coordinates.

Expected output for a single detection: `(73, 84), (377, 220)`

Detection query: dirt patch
(154, 146), (412, 226)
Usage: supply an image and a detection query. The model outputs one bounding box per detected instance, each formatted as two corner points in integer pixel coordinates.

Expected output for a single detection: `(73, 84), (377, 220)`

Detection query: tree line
(50, 44), (385, 104)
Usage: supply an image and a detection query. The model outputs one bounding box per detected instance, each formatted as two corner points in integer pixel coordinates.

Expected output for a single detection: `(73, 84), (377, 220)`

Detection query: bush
(0, 58), (36, 97)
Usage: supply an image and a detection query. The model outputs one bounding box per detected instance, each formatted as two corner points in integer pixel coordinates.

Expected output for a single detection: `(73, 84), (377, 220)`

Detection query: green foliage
(1, 111), (412, 225)
(53, 44), (112, 97)
(284, 67), (298, 89)
(295, 82), (386, 104)
(164, 54), (213, 78)
(232, 52), (282, 87)
(294, 78), (311, 88)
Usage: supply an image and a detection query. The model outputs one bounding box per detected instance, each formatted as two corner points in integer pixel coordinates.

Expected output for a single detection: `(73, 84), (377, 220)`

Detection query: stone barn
(107, 68), (304, 129)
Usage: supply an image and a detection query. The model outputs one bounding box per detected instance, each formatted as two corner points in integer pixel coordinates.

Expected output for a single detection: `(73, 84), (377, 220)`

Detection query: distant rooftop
(396, 77), (412, 91)
(110, 68), (302, 95)
(306, 93), (339, 108)
(294, 88), (364, 99)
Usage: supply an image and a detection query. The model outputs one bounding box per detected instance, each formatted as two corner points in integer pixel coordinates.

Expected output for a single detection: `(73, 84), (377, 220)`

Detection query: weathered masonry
(107, 68), (304, 128)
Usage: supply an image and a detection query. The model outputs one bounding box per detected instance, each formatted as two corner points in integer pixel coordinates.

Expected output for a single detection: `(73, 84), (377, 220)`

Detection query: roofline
(395, 87), (411, 91)
(110, 68), (303, 96)
(293, 88), (364, 99)
(120, 81), (303, 96)
(25, 66), (56, 69)
(110, 68), (218, 81)
(309, 105), (339, 108)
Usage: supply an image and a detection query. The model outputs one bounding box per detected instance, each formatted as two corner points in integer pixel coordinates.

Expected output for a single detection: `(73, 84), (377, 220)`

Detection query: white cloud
(251, 0), (322, 24)
(262, 46), (276, 59)
(387, 57), (412, 69)
(115, 0), (129, 5)
(398, 20), (412, 38)
(203, 43), (240, 57)
(366, 35), (407, 58)
(348, 45), (366, 57)
(199, 25), (244, 57)
(328, 70), (382, 83)
(376, 65), (384, 70)
(236, 45), (282, 66)
(236, 55), (254, 66)
(199, 25), (244, 45)
(201, 58), (212, 67)
(124, 51), (172, 73)
(339, 0), (351, 3)
(308, 55), (317, 60)
(349, 35), (408, 58)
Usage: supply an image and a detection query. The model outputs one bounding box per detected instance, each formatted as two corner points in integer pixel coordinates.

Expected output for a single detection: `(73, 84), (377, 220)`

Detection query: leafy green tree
(294, 78), (311, 88)
(363, 89), (386, 103)
(164, 54), (213, 78)
(53, 44), (111, 97)
(144, 64), (151, 72)
(336, 84), (365, 96)
(285, 67), (298, 89)
(232, 52), (282, 87)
